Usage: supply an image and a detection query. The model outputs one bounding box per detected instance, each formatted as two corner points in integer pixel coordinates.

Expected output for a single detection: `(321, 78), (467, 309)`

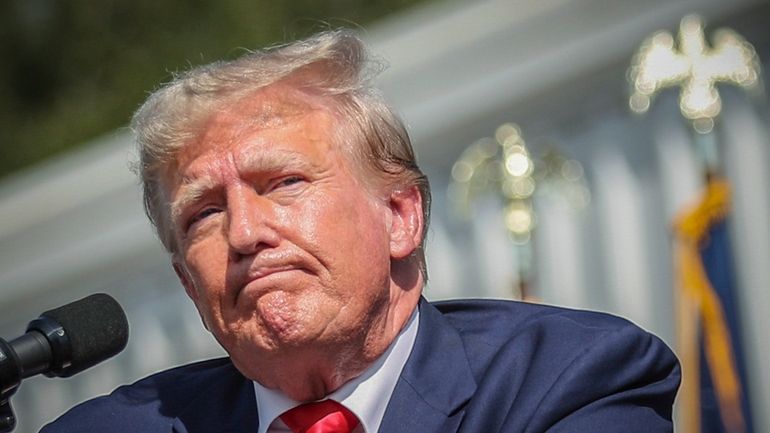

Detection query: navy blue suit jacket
(40, 298), (680, 432)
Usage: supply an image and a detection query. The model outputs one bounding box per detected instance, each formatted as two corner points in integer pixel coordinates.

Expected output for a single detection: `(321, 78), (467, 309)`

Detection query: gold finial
(449, 127), (590, 300)
(450, 123), (535, 244)
(629, 15), (761, 133)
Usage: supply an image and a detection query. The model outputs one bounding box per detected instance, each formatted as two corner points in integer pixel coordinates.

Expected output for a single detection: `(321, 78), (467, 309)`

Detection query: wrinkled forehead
(179, 85), (329, 163)
(158, 80), (386, 217)
(157, 82), (376, 195)
(162, 87), (337, 182)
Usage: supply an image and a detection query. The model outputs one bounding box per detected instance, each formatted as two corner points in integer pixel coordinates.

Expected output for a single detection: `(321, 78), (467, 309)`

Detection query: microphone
(1, 293), (129, 395)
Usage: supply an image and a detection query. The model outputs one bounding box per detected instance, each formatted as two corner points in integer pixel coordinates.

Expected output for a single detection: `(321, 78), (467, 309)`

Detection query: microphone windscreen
(41, 293), (129, 377)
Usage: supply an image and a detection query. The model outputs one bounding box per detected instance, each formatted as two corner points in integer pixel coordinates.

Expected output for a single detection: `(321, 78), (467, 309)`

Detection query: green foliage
(0, 0), (430, 179)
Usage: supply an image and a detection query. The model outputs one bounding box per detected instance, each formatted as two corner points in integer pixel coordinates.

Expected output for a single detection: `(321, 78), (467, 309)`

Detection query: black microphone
(1, 293), (129, 395)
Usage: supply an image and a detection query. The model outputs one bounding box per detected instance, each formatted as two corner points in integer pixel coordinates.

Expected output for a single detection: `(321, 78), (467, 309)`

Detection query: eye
(187, 207), (221, 229)
(272, 176), (305, 190)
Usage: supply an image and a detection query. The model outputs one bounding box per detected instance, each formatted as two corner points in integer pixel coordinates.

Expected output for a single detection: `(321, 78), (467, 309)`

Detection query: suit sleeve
(531, 323), (681, 433)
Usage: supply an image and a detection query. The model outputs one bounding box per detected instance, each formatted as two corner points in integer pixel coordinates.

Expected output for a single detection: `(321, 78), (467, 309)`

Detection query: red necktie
(280, 400), (359, 433)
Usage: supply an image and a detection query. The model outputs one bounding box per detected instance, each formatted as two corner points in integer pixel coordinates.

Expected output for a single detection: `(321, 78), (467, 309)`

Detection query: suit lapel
(378, 298), (476, 433)
(172, 363), (258, 433)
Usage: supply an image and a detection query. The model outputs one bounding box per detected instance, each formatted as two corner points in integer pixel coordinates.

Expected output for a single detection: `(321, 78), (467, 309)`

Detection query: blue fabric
(40, 298), (680, 433)
(699, 220), (754, 433)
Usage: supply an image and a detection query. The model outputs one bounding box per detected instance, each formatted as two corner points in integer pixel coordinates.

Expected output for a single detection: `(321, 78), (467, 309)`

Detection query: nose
(226, 184), (281, 258)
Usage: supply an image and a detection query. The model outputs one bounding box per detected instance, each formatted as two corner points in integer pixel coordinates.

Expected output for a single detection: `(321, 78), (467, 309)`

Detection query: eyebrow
(236, 148), (311, 174)
(170, 176), (218, 226)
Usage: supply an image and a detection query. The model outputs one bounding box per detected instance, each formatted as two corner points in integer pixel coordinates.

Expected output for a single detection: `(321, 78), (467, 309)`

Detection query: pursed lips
(233, 262), (308, 302)
(249, 264), (299, 279)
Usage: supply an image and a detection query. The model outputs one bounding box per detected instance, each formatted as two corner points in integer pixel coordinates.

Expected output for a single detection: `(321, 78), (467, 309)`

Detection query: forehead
(155, 86), (348, 216)
(177, 85), (337, 167)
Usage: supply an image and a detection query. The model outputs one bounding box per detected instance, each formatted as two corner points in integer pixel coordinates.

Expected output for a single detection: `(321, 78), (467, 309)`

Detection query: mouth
(235, 265), (310, 304)
(249, 265), (298, 280)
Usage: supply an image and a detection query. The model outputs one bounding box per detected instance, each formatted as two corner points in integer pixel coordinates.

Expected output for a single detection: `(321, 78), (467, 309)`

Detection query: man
(42, 30), (679, 433)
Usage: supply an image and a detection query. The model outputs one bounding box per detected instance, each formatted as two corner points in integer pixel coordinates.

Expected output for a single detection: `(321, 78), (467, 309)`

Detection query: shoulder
(431, 298), (645, 345)
(430, 298), (676, 375)
(40, 357), (244, 432)
(428, 299), (680, 431)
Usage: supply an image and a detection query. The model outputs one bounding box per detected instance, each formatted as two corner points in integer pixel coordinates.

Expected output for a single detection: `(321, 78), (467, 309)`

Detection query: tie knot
(280, 400), (359, 433)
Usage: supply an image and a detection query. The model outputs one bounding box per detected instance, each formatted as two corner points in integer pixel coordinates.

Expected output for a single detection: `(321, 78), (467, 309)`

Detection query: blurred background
(0, 0), (768, 432)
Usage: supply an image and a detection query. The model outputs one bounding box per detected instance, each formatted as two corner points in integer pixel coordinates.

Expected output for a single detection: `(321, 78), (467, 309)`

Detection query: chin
(227, 316), (319, 353)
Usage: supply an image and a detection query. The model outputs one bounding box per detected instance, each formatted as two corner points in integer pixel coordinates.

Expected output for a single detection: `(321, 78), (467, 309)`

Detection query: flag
(674, 177), (754, 433)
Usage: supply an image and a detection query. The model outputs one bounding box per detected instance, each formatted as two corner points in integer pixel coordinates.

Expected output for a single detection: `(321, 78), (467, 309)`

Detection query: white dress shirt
(254, 308), (420, 433)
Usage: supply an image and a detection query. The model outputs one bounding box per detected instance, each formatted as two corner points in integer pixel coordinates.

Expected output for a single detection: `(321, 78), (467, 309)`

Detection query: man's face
(164, 87), (402, 378)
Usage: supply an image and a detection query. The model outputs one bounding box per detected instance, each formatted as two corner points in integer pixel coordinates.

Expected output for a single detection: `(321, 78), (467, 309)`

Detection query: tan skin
(163, 84), (424, 401)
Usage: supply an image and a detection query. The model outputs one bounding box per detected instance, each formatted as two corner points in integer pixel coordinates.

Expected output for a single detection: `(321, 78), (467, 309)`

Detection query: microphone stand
(0, 343), (18, 432)
(0, 399), (15, 432)
(0, 339), (21, 432)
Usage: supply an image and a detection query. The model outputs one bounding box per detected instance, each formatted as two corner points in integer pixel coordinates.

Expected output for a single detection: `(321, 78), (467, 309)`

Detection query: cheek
(329, 199), (391, 278)
(184, 242), (230, 306)
(301, 193), (385, 247)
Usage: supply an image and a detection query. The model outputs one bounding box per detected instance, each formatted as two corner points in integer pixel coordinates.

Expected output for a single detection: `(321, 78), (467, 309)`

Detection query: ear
(388, 186), (424, 259)
(173, 259), (198, 303)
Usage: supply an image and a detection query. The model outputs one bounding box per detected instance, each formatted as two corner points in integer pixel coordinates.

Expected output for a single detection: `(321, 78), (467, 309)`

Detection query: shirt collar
(254, 307), (420, 433)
